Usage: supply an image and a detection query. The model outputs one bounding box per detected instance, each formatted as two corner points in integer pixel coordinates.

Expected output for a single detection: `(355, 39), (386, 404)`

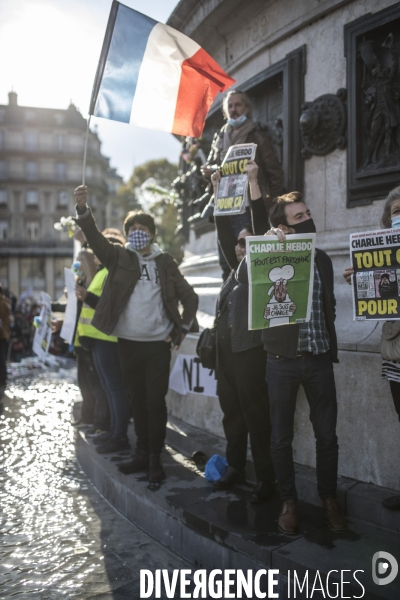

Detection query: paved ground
(0, 369), (191, 599)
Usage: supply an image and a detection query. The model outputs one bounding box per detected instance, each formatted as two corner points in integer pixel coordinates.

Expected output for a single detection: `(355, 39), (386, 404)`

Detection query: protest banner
(246, 234), (316, 330)
(60, 268), (78, 344)
(32, 292), (52, 361)
(169, 354), (217, 398)
(350, 228), (400, 320)
(214, 143), (257, 216)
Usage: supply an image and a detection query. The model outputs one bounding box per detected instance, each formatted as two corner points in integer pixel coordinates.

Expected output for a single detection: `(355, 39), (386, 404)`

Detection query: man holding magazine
(237, 192), (346, 536)
(201, 90), (283, 279)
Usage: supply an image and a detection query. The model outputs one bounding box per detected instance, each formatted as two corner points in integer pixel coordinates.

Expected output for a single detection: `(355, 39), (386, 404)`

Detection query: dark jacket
(0, 296), (9, 340)
(74, 208), (198, 345)
(216, 196), (269, 272)
(214, 197), (269, 354)
(237, 248), (338, 363)
(207, 124), (284, 213)
(247, 128), (284, 210)
(216, 271), (263, 354)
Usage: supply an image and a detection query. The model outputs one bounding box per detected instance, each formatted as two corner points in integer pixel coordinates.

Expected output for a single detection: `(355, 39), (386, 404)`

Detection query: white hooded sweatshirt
(112, 243), (174, 342)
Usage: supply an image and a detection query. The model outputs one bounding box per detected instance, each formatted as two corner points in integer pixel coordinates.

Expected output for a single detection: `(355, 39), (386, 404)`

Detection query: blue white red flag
(89, 1), (236, 137)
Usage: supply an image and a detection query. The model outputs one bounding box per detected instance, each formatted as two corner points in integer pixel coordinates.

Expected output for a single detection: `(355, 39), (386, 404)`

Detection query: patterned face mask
(128, 229), (152, 250)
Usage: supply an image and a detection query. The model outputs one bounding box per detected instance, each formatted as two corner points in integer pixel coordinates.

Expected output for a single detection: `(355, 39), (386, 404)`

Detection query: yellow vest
(78, 268), (117, 343)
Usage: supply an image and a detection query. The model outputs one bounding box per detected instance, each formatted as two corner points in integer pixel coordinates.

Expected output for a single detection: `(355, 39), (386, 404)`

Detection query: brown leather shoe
(278, 499), (298, 535)
(323, 497), (347, 532)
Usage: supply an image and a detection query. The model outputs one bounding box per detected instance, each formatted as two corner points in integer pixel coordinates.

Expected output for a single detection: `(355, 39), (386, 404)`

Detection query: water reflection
(0, 372), (111, 598)
(1, 371), (194, 599)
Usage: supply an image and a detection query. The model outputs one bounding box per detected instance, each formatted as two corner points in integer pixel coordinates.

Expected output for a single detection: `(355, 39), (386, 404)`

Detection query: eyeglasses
(235, 238), (246, 248)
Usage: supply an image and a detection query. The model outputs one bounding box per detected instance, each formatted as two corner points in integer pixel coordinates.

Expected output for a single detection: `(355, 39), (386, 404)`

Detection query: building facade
(0, 91), (113, 299)
(167, 0), (400, 490)
(104, 166), (125, 231)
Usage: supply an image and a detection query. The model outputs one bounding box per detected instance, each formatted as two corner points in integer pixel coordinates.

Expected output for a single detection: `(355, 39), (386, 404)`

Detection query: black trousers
(389, 380), (400, 422)
(76, 347), (110, 430)
(217, 343), (274, 482)
(267, 352), (338, 500)
(0, 339), (7, 386)
(118, 339), (171, 454)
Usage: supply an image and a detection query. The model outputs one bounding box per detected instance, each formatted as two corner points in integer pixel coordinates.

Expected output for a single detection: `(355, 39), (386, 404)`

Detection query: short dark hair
(268, 191), (304, 228)
(123, 211), (156, 236)
(242, 222), (253, 235)
(102, 228), (125, 246)
(381, 186), (400, 229)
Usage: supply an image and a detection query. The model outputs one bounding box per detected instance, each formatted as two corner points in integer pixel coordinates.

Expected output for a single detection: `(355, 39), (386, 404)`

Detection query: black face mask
(290, 218), (316, 234)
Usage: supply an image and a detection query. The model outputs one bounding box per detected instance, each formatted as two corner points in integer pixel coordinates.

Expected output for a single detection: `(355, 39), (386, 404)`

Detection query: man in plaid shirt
(267, 192), (345, 535)
(238, 192), (345, 536)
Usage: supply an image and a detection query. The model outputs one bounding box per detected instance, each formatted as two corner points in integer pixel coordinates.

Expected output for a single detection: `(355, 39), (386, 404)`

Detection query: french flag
(89, 1), (236, 137)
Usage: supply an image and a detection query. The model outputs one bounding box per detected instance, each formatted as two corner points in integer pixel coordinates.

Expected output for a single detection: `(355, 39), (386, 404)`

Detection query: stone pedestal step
(167, 415), (400, 536)
(75, 415), (400, 599)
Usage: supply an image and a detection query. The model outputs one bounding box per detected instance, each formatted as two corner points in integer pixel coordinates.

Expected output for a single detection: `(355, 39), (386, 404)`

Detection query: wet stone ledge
(76, 411), (400, 600)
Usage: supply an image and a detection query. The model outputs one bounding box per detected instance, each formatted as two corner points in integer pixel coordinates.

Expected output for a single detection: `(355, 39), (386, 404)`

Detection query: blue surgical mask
(227, 114), (247, 128)
(128, 230), (152, 250)
(391, 216), (400, 229)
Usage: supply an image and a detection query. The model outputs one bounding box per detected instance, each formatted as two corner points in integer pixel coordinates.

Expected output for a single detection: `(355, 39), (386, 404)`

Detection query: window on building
(26, 190), (38, 208)
(26, 221), (40, 242)
(0, 110), (5, 123)
(54, 257), (72, 280)
(54, 257), (72, 298)
(56, 134), (65, 152)
(0, 161), (6, 180)
(58, 191), (68, 207)
(26, 161), (38, 181)
(0, 257), (8, 289)
(56, 162), (66, 181)
(85, 165), (93, 179)
(56, 224), (69, 242)
(25, 132), (37, 151)
(0, 190), (7, 206)
(20, 257), (45, 290)
(25, 110), (36, 123)
(54, 113), (64, 126)
(0, 221), (8, 241)
(0, 131), (4, 150)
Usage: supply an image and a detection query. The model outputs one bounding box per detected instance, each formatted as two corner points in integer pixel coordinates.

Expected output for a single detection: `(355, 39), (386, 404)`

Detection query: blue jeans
(92, 339), (131, 439)
(266, 352), (338, 500)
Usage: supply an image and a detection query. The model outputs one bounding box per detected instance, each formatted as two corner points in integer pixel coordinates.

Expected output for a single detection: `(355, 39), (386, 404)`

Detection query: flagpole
(82, 115), (92, 186)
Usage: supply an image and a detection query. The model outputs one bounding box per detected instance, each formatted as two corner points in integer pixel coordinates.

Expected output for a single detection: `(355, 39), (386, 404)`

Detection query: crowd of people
(0, 286), (44, 397)
(15, 88), (395, 535)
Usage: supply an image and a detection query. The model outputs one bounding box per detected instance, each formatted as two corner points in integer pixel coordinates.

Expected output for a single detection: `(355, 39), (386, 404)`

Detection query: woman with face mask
(343, 185), (400, 511)
(72, 189), (198, 483)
